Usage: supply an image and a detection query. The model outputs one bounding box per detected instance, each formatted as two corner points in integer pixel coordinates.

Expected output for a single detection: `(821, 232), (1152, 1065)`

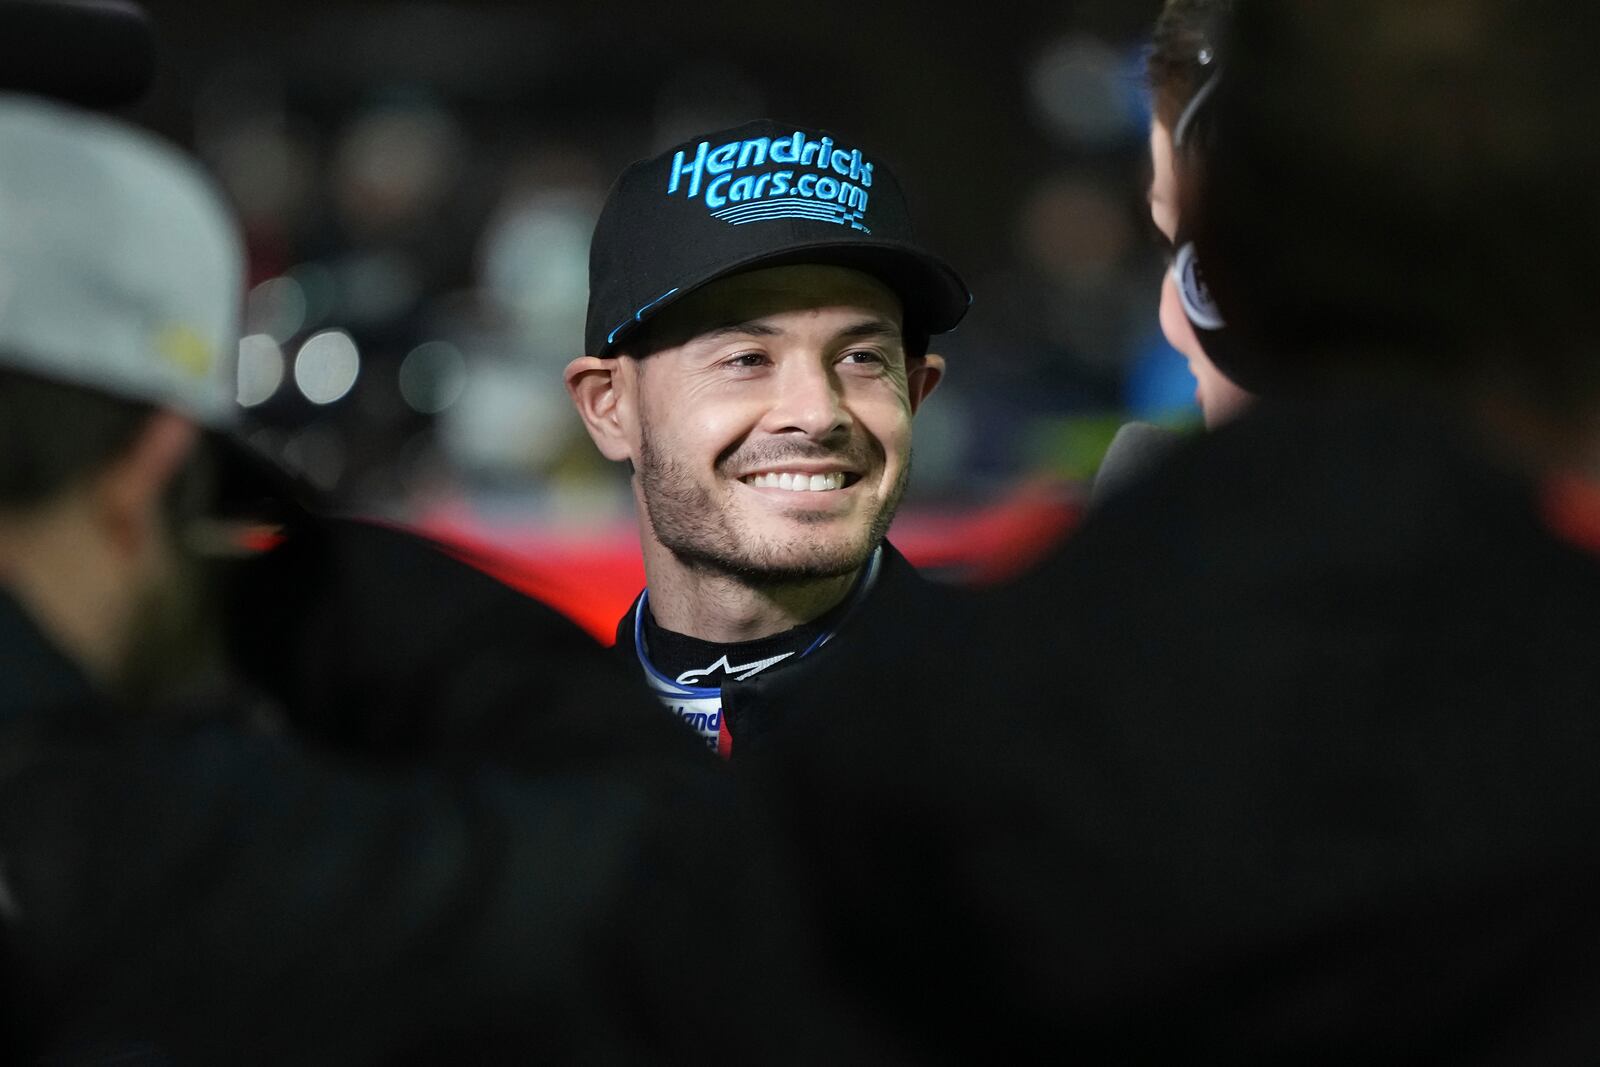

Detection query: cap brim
(601, 237), (971, 355)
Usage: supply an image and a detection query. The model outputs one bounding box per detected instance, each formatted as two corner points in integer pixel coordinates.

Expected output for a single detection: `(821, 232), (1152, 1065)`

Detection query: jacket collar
(613, 541), (909, 653)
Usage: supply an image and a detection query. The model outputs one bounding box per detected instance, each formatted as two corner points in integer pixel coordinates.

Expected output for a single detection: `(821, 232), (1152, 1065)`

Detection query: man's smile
(738, 469), (859, 492)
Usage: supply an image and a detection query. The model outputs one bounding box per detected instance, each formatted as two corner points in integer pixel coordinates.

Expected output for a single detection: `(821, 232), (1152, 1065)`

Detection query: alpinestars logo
(676, 652), (794, 687)
(666, 130), (875, 232)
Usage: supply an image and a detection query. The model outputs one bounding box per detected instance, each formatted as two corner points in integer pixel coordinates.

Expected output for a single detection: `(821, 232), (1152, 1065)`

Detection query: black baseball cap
(585, 119), (971, 356)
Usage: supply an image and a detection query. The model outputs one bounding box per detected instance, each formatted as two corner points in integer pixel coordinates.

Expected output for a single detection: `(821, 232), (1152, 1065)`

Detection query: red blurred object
(420, 481), (1081, 644)
(1542, 472), (1600, 557)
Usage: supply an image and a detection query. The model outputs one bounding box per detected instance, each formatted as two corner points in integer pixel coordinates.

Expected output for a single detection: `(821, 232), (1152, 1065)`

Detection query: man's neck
(640, 545), (860, 644)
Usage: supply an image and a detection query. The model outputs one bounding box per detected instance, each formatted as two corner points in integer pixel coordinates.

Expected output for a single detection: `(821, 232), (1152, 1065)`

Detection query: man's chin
(670, 539), (874, 586)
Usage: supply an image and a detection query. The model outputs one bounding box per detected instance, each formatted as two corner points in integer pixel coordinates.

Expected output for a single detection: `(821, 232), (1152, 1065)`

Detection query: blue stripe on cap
(606, 286), (681, 347)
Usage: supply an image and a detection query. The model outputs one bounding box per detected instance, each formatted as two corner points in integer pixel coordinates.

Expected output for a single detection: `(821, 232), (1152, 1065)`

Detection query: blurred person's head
(1194, 0), (1600, 471)
(1147, 0), (1251, 427)
(0, 0), (155, 109)
(0, 94), (253, 709)
(0, 371), (223, 708)
(566, 121), (967, 626)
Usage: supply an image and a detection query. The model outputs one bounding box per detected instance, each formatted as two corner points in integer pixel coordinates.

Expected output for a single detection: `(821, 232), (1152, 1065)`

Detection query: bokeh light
(237, 333), (286, 407)
(245, 276), (307, 343)
(398, 341), (468, 414)
(293, 328), (361, 405)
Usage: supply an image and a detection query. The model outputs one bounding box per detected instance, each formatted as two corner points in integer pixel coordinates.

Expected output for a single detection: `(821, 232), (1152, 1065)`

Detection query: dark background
(131, 0), (1160, 278)
(109, 0), (1183, 531)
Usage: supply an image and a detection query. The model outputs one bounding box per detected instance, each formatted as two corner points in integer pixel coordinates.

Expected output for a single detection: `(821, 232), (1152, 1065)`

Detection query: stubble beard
(636, 419), (910, 587)
(115, 534), (226, 718)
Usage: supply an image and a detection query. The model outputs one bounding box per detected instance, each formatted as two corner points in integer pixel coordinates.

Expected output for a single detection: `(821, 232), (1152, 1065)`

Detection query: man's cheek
(865, 411), (914, 464)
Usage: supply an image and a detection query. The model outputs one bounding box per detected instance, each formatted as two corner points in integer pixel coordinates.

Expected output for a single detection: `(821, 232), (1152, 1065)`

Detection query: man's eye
(725, 352), (768, 368)
(841, 350), (885, 365)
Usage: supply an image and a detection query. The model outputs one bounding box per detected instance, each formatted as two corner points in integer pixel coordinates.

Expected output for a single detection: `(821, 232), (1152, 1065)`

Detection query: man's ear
(564, 355), (637, 463)
(907, 352), (946, 415)
(94, 410), (200, 560)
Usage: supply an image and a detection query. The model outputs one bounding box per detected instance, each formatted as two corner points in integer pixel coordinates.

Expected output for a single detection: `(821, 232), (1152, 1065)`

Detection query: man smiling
(566, 120), (970, 756)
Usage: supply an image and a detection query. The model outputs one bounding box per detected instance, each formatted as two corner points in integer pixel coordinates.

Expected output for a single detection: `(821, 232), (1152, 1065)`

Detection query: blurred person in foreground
(1092, 0), (1249, 507)
(0, 94), (861, 1064)
(1145, 0), (1251, 429)
(747, 0), (1600, 1058)
(565, 120), (969, 757)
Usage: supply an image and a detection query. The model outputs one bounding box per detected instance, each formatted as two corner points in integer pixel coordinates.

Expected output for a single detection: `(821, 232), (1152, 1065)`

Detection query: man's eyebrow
(699, 320), (783, 340)
(836, 318), (900, 340)
(694, 317), (901, 343)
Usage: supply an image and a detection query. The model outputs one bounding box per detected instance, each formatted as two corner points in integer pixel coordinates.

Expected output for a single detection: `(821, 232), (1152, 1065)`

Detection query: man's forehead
(650, 264), (904, 342)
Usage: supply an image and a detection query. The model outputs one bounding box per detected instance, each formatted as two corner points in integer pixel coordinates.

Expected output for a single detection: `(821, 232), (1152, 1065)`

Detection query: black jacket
(749, 392), (1600, 1062)
(614, 541), (975, 757)
(0, 518), (867, 1064)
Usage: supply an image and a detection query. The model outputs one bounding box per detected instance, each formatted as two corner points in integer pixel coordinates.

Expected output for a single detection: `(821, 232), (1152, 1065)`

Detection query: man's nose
(763, 359), (851, 438)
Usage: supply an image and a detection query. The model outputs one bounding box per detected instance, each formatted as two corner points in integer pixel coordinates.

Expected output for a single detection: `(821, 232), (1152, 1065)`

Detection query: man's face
(1149, 120), (1252, 428)
(622, 264), (938, 584)
(115, 512), (225, 714)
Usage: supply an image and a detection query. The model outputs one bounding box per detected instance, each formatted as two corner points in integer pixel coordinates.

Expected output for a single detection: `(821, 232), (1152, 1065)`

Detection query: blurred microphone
(0, 1), (155, 108)
(1091, 422), (1180, 510)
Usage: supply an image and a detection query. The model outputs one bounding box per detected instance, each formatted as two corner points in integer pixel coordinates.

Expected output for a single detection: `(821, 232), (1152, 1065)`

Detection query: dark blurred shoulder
(225, 515), (708, 772)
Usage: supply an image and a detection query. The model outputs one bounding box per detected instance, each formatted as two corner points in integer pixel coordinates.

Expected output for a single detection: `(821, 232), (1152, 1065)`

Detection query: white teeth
(744, 471), (846, 492)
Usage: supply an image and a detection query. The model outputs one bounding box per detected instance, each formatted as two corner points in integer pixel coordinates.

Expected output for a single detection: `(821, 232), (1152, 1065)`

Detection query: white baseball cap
(0, 92), (242, 426)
